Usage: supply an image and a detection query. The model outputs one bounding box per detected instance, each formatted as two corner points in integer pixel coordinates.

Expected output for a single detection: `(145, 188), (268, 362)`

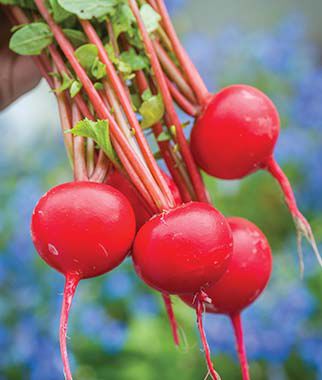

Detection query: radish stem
(129, 0), (209, 203)
(230, 314), (250, 380)
(60, 273), (80, 380)
(153, 0), (210, 105)
(265, 156), (322, 272)
(162, 294), (180, 346)
(196, 291), (219, 380)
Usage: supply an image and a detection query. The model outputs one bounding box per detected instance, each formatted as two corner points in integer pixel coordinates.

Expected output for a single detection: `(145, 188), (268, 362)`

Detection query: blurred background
(1, 0), (322, 379)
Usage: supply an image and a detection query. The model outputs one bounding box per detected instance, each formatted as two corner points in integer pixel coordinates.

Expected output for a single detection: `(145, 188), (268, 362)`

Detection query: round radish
(191, 84), (321, 269)
(181, 217), (272, 380)
(31, 182), (136, 380)
(105, 169), (182, 229)
(132, 202), (233, 295)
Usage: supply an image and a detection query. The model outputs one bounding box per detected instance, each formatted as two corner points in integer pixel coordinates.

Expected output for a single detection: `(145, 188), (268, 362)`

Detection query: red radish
(31, 182), (136, 380)
(133, 202), (233, 379)
(105, 169), (182, 230)
(181, 217), (273, 380)
(191, 84), (321, 271)
(132, 202), (233, 295)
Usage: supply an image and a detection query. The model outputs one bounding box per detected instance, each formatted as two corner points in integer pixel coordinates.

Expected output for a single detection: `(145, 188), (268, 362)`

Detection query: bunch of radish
(1, 0), (320, 379)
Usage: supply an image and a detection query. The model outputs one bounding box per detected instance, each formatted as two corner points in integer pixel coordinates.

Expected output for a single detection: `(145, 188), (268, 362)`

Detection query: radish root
(60, 274), (80, 380)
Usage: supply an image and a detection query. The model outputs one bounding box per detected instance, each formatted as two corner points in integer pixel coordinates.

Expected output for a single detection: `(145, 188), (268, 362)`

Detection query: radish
(191, 84), (321, 271)
(31, 182), (136, 380)
(132, 202), (233, 295)
(105, 169), (182, 230)
(133, 202), (233, 379)
(181, 217), (273, 380)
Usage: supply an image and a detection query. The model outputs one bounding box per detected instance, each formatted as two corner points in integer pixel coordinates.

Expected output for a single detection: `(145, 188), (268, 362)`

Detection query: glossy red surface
(181, 217), (272, 314)
(105, 169), (182, 229)
(132, 202), (233, 295)
(191, 85), (280, 179)
(31, 182), (136, 279)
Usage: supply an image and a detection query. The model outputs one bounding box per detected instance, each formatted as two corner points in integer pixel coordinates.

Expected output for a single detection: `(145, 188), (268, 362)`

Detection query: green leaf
(63, 29), (87, 47)
(58, 0), (117, 19)
(9, 23), (53, 56)
(157, 130), (171, 142)
(55, 72), (73, 93)
(141, 88), (153, 102)
(68, 119), (116, 163)
(70, 80), (83, 97)
(0, 0), (35, 9)
(91, 58), (106, 80)
(140, 4), (161, 33)
(105, 43), (119, 65)
(74, 43), (98, 70)
(49, 0), (72, 22)
(111, 4), (135, 40)
(94, 82), (104, 90)
(119, 48), (148, 72)
(139, 93), (165, 129)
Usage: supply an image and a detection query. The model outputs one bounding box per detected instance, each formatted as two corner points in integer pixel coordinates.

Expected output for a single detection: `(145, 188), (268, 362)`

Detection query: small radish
(191, 84), (321, 271)
(133, 202), (233, 379)
(31, 182), (136, 380)
(181, 217), (273, 380)
(132, 202), (233, 295)
(105, 169), (182, 230)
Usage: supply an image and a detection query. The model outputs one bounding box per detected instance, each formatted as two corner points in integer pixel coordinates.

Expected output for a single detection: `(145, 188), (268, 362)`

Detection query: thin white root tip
(295, 216), (322, 270)
(296, 232), (305, 279)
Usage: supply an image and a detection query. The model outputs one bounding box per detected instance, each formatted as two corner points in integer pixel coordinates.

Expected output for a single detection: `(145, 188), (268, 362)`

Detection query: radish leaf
(75, 44), (98, 70)
(9, 23), (53, 55)
(139, 93), (165, 129)
(140, 4), (161, 33)
(68, 119), (116, 163)
(63, 29), (87, 47)
(58, 0), (117, 20)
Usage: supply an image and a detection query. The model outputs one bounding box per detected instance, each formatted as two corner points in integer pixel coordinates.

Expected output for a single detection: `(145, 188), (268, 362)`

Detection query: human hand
(0, 10), (41, 111)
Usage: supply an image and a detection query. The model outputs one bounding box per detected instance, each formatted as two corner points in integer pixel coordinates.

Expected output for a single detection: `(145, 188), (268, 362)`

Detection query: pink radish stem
(154, 40), (197, 104)
(162, 294), (180, 346)
(154, 0), (210, 106)
(265, 156), (322, 273)
(230, 313), (250, 380)
(196, 292), (219, 380)
(80, 20), (175, 210)
(128, 0), (209, 204)
(34, 0), (170, 211)
(60, 274), (80, 380)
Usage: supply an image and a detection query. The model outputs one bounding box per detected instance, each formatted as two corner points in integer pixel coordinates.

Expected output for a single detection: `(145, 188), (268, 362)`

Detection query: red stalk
(154, 0), (211, 106)
(154, 40), (197, 103)
(135, 70), (193, 202)
(265, 156), (322, 273)
(230, 314), (250, 380)
(162, 294), (180, 346)
(80, 20), (175, 210)
(165, 77), (199, 117)
(71, 103), (88, 181)
(128, 0), (209, 203)
(196, 292), (219, 380)
(34, 0), (169, 211)
(60, 273), (80, 380)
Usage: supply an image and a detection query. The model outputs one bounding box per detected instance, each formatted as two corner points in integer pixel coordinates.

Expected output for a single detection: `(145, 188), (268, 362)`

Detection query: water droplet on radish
(48, 243), (59, 256)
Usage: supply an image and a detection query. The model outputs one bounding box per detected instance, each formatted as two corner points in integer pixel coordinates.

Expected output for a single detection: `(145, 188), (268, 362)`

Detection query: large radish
(133, 201), (233, 379)
(181, 217), (273, 380)
(191, 84), (321, 272)
(31, 182), (136, 380)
